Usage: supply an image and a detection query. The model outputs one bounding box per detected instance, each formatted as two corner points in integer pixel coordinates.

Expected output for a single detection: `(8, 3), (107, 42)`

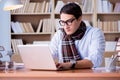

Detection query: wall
(0, 0), (11, 61)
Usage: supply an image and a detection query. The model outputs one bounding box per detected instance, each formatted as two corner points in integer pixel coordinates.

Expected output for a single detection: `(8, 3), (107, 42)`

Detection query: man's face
(60, 13), (81, 35)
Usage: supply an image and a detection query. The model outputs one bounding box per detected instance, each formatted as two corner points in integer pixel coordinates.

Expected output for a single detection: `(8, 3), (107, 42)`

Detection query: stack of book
(97, 19), (120, 32)
(97, 0), (120, 13)
(105, 41), (117, 52)
(11, 0), (51, 13)
(11, 22), (34, 33)
(36, 19), (52, 33)
(11, 39), (23, 54)
(54, 0), (93, 13)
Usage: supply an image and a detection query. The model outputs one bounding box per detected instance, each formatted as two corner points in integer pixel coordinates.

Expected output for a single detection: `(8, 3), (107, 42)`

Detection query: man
(50, 3), (105, 70)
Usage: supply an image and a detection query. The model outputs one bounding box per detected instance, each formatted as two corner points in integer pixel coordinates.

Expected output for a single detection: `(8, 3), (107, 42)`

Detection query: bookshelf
(96, 0), (120, 66)
(11, 0), (120, 63)
(11, 0), (94, 51)
(96, 0), (120, 41)
(11, 0), (53, 45)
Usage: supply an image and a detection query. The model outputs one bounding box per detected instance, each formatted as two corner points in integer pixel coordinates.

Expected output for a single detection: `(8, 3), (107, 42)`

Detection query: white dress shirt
(50, 26), (105, 67)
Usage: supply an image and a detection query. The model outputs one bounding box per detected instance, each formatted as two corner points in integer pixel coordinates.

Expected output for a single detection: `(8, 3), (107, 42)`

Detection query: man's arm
(56, 59), (93, 70)
(75, 59), (93, 69)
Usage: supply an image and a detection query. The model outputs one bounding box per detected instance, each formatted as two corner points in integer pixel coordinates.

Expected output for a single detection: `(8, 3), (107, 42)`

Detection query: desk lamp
(3, 0), (23, 11)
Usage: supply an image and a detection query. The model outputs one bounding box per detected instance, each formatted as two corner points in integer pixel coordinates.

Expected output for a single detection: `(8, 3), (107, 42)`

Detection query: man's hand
(56, 62), (72, 70)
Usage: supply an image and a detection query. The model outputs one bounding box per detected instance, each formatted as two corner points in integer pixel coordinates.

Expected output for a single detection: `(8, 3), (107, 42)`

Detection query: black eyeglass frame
(59, 18), (76, 26)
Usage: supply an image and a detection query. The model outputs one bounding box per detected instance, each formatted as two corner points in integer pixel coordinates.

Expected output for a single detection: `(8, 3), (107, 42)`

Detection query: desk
(0, 67), (120, 80)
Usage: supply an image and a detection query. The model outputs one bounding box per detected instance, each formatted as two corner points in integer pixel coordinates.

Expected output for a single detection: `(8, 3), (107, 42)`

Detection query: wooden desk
(0, 67), (120, 80)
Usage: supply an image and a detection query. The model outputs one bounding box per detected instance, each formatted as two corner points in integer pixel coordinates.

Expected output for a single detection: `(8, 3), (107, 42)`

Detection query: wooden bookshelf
(11, 0), (120, 62)
(96, 0), (120, 41)
(11, 0), (53, 44)
(11, 0), (95, 45)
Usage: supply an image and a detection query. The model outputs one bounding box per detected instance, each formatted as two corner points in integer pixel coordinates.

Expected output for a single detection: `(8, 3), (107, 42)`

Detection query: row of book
(105, 38), (120, 52)
(97, 20), (120, 32)
(11, 39), (120, 62)
(12, 20), (120, 34)
(11, 39), (23, 54)
(97, 0), (120, 13)
(105, 40), (120, 62)
(11, 39), (119, 53)
(11, 19), (53, 33)
(11, 0), (51, 13)
(11, 39), (51, 54)
(37, 19), (53, 33)
(105, 41), (117, 51)
(55, 0), (93, 13)
(11, 22), (34, 33)
(11, 0), (93, 13)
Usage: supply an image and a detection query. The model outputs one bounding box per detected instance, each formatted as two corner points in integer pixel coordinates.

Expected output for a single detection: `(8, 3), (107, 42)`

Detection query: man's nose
(64, 24), (70, 29)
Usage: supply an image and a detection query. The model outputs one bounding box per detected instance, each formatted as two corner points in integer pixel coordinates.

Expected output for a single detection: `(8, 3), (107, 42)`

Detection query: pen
(109, 54), (117, 67)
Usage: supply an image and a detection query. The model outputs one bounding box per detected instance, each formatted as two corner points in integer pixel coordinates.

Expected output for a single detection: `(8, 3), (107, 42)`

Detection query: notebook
(17, 44), (57, 70)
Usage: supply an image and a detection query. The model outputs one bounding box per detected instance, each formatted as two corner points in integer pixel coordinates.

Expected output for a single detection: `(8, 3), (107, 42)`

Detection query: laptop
(17, 44), (57, 70)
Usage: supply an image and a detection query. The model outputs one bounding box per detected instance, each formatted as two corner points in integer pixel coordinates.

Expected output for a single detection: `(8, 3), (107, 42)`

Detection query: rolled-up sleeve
(49, 30), (62, 59)
(85, 28), (105, 67)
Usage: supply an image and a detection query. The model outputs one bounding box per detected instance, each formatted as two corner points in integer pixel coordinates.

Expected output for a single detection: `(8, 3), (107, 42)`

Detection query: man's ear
(78, 16), (82, 23)
(78, 16), (82, 21)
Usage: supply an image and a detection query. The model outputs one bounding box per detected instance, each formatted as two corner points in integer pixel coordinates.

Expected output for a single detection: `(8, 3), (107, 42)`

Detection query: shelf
(97, 12), (120, 15)
(55, 12), (93, 15)
(97, 13), (120, 21)
(105, 51), (116, 53)
(104, 32), (120, 34)
(9, 0), (120, 63)
(12, 36), (51, 44)
(11, 32), (52, 35)
(11, 0), (120, 48)
(11, 13), (51, 15)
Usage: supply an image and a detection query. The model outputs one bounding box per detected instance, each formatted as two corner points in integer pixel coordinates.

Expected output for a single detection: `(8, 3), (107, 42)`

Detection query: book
(118, 20), (120, 32)
(97, 0), (102, 12)
(35, 3), (42, 13)
(36, 20), (43, 33)
(105, 41), (117, 51)
(55, 19), (61, 31)
(15, 22), (23, 33)
(55, 1), (64, 13)
(11, 39), (23, 54)
(41, 0), (46, 13)
(102, 0), (109, 13)
(11, 22), (18, 33)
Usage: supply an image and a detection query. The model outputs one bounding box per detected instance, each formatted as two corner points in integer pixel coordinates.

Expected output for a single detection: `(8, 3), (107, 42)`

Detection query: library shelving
(96, 0), (120, 66)
(96, 0), (120, 41)
(11, 0), (120, 63)
(11, 0), (53, 45)
(11, 0), (94, 53)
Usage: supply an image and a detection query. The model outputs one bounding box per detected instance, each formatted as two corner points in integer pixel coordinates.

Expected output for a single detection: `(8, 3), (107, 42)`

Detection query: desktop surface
(0, 64), (120, 80)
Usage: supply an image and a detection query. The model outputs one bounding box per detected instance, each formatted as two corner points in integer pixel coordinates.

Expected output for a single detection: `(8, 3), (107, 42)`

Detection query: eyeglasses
(59, 18), (76, 26)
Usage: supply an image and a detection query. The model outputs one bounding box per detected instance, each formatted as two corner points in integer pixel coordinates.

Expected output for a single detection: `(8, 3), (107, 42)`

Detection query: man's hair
(60, 2), (82, 19)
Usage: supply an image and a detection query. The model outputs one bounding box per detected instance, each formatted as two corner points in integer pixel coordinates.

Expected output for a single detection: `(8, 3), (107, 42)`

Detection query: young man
(50, 3), (105, 70)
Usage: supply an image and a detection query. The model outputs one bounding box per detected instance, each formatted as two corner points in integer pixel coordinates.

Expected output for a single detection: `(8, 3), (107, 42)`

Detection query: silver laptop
(17, 44), (57, 70)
